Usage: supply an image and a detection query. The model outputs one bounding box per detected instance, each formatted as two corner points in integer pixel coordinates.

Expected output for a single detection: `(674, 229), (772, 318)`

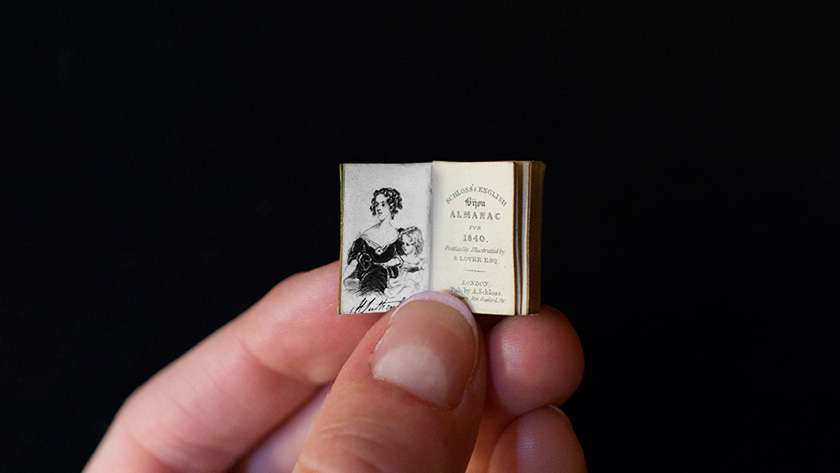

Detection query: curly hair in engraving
(344, 187), (406, 297)
(398, 226), (424, 256)
(369, 188), (403, 217)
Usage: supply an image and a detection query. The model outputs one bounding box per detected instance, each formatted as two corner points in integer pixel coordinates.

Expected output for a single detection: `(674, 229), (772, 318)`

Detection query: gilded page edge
(527, 161), (545, 314)
(337, 163), (346, 313)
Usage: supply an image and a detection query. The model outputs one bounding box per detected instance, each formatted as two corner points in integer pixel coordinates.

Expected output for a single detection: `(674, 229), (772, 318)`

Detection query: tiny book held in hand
(339, 161), (544, 316)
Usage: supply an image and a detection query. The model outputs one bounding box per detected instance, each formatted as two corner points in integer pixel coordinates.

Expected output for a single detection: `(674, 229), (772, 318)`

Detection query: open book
(339, 161), (544, 315)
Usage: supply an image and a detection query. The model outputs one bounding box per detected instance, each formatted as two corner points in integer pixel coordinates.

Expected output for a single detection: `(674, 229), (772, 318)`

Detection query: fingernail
(371, 291), (478, 408)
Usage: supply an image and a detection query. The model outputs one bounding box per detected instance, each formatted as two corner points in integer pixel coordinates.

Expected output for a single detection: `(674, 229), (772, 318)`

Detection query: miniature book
(339, 161), (544, 315)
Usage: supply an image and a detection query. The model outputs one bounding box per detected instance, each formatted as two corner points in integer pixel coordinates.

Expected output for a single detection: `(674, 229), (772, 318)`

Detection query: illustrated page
(430, 161), (516, 314)
(340, 163), (432, 313)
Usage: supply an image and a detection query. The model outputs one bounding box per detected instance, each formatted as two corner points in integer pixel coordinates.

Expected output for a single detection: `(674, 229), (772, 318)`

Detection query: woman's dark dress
(347, 230), (404, 295)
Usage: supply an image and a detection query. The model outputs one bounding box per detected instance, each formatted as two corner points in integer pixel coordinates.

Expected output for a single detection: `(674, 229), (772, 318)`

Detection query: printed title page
(431, 161), (516, 314)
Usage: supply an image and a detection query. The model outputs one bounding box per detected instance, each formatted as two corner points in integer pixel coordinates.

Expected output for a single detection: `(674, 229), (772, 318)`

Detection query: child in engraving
(383, 226), (425, 299)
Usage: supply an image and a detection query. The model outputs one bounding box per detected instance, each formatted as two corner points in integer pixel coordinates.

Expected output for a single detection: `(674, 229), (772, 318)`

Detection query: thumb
(294, 292), (485, 473)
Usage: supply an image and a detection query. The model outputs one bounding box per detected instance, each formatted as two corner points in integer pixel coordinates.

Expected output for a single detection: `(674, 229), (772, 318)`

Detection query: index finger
(84, 262), (380, 473)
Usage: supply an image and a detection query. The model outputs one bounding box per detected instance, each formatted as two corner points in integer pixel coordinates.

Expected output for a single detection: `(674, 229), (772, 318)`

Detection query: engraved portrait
(340, 164), (432, 313)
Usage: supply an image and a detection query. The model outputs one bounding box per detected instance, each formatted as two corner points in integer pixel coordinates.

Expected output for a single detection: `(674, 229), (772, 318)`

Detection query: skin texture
(84, 262), (586, 473)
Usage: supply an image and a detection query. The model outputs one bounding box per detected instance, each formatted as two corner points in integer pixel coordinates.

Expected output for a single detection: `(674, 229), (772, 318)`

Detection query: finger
(84, 262), (381, 473)
(233, 384), (332, 473)
(486, 306), (584, 414)
(487, 407), (586, 473)
(468, 306), (585, 471)
(294, 291), (486, 473)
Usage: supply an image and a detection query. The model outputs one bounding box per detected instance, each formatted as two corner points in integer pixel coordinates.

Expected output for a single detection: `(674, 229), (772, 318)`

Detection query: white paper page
(340, 163), (432, 313)
(430, 161), (515, 315)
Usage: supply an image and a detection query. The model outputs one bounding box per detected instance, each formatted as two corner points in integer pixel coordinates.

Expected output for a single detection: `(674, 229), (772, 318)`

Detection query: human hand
(373, 260), (398, 268)
(342, 276), (360, 291)
(84, 262), (585, 472)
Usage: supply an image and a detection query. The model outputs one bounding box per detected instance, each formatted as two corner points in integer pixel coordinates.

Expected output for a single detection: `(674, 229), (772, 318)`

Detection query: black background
(4, 2), (838, 471)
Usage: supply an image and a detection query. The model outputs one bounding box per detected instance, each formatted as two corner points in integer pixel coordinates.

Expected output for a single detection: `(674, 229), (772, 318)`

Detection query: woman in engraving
(343, 188), (405, 295)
